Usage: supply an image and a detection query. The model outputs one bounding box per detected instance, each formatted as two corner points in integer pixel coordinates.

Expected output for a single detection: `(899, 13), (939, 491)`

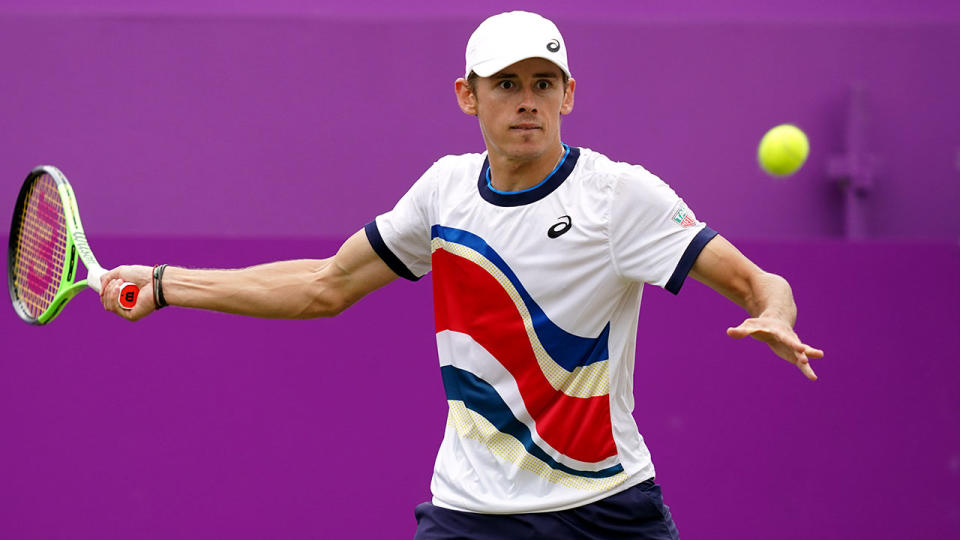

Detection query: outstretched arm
(689, 235), (824, 380)
(100, 229), (398, 321)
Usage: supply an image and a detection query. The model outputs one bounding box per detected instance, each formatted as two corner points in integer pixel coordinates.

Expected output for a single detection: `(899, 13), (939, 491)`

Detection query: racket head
(7, 166), (85, 324)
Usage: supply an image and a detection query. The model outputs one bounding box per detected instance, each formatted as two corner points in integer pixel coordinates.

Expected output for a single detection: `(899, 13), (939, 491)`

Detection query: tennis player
(101, 11), (823, 539)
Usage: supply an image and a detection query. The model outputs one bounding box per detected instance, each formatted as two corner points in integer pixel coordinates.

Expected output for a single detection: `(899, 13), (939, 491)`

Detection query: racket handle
(118, 282), (140, 310)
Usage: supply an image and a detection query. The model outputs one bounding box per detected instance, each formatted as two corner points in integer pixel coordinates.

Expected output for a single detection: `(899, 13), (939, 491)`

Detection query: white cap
(464, 11), (570, 79)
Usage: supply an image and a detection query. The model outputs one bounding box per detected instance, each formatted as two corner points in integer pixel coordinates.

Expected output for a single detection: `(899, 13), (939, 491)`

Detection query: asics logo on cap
(547, 39), (561, 53)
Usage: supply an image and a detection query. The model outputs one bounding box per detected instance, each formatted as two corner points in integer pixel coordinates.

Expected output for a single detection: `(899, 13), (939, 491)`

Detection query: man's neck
(487, 144), (566, 193)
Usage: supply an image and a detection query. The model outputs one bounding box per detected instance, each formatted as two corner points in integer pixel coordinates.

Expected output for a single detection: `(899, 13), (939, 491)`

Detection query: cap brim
(470, 55), (570, 78)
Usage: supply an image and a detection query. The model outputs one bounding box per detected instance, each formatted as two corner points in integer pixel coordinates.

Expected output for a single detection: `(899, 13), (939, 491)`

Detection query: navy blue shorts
(413, 479), (679, 540)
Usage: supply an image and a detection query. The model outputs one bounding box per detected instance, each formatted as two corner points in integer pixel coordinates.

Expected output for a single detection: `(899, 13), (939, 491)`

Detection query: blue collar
(477, 144), (580, 207)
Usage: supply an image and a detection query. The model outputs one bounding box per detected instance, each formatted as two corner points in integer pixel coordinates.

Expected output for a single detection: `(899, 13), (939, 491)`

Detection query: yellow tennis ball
(757, 124), (809, 177)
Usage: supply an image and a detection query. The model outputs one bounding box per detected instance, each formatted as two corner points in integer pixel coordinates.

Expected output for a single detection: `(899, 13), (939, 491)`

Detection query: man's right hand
(101, 265), (156, 321)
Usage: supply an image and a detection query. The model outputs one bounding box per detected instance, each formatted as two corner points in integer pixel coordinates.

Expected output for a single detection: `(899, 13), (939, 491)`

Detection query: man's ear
(560, 78), (575, 115)
(455, 78), (478, 116)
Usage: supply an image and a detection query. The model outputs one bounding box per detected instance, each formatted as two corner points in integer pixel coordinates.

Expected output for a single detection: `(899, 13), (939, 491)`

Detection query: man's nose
(517, 87), (538, 113)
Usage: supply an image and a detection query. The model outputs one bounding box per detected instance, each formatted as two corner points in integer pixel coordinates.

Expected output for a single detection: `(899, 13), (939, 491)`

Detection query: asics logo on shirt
(547, 215), (572, 238)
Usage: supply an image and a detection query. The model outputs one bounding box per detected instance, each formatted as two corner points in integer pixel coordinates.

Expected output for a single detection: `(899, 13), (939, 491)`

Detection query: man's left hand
(727, 317), (824, 381)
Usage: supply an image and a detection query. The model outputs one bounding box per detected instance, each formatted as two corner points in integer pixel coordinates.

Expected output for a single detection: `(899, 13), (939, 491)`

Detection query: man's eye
(499, 80), (515, 89)
(536, 81), (551, 90)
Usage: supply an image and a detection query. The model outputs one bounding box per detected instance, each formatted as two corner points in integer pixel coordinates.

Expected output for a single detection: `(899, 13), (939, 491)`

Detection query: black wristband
(156, 264), (169, 309)
(152, 265), (163, 309)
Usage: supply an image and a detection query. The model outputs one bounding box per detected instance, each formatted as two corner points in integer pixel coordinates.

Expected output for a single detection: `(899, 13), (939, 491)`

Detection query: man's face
(457, 58), (575, 162)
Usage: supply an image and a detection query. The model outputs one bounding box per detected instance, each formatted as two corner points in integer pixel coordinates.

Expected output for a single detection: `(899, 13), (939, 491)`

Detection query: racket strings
(13, 173), (68, 318)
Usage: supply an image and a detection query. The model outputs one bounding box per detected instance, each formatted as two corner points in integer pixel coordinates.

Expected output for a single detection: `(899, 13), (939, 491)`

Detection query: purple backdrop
(2, 2), (959, 539)
(1, 238), (958, 539)
(1, 6), (959, 241)
(3, 0), (960, 19)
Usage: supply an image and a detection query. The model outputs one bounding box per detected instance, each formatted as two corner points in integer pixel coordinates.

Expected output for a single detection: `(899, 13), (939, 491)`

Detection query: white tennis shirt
(365, 145), (716, 513)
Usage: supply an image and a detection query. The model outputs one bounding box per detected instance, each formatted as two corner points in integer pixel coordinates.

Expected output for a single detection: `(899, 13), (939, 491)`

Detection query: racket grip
(118, 282), (140, 310)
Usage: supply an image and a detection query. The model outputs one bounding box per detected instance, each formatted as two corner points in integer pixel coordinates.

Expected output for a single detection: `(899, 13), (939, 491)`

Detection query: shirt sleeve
(364, 159), (442, 281)
(608, 166), (718, 294)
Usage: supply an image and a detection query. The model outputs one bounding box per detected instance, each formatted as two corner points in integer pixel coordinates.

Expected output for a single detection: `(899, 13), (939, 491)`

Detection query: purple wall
(4, 0), (960, 19)
(2, 3), (959, 540)
(2, 238), (959, 539)
(1, 9), (959, 241)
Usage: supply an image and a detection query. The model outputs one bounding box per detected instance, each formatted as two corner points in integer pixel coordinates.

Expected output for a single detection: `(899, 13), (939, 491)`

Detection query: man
(102, 11), (823, 539)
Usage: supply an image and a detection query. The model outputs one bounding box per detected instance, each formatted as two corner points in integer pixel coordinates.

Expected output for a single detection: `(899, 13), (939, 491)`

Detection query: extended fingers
(796, 353), (818, 381)
(729, 317), (823, 381)
(729, 319), (814, 352)
(776, 331), (825, 364)
(783, 337), (822, 381)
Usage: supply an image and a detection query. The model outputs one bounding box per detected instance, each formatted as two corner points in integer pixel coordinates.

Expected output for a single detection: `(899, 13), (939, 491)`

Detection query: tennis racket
(8, 165), (139, 324)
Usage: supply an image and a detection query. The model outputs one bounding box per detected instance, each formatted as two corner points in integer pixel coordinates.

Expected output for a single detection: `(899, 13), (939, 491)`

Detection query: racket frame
(8, 165), (110, 325)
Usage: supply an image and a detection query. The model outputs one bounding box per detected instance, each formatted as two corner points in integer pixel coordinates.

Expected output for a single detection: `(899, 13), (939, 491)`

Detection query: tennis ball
(757, 124), (809, 177)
